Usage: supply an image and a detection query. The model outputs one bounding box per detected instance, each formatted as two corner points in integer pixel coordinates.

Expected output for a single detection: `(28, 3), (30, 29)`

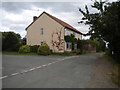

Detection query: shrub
(50, 49), (53, 54)
(71, 49), (81, 55)
(30, 45), (40, 53)
(19, 45), (30, 53)
(51, 52), (72, 56)
(37, 44), (50, 55)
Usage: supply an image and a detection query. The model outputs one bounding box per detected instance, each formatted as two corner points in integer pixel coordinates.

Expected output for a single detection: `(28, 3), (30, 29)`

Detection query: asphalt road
(1, 53), (117, 88)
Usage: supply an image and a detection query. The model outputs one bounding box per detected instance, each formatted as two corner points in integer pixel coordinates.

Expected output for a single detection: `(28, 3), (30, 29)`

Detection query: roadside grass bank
(2, 51), (80, 56)
(2, 51), (94, 56)
(2, 51), (38, 56)
(99, 54), (120, 87)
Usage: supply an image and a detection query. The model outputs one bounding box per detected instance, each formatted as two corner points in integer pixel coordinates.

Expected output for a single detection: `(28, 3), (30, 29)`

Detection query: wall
(65, 28), (82, 40)
(26, 13), (65, 52)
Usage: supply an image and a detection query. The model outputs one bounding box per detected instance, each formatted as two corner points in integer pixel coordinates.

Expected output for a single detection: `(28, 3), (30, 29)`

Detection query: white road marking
(36, 66), (42, 69)
(29, 68), (36, 71)
(47, 63), (52, 65)
(11, 73), (19, 76)
(21, 70), (29, 73)
(0, 76), (8, 79)
(52, 62), (56, 64)
(42, 64), (47, 67)
(2, 56), (78, 79)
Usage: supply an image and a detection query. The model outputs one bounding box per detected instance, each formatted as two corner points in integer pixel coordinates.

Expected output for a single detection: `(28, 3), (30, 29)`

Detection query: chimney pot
(33, 16), (37, 21)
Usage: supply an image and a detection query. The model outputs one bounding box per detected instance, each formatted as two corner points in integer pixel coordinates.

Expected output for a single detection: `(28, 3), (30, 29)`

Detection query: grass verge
(99, 54), (120, 87)
(2, 51), (37, 56)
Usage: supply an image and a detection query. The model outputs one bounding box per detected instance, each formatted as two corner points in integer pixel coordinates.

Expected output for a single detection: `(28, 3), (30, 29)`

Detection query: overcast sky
(0, 0), (117, 39)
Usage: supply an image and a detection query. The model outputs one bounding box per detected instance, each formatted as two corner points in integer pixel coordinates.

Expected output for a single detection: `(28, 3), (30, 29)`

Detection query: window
(40, 28), (44, 35)
(65, 29), (70, 36)
(66, 42), (72, 49)
(40, 41), (45, 45)
(73, 32), (76, 36)
(74, 43), (77, 49)
(66, 31), (70, 35)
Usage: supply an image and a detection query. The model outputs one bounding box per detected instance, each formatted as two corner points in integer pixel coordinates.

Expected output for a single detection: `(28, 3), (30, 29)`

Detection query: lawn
(2, 51), (38, 56)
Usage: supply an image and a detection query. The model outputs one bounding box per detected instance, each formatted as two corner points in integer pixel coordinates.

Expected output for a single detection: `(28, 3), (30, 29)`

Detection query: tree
(64, 34), (77, 50)
(2, 32), (21, 51)
(21, 37), (26, 45)
(79, 0), (120, 62)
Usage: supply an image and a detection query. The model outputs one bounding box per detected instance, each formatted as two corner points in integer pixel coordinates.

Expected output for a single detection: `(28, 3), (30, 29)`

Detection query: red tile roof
(26, 11), (82, 34)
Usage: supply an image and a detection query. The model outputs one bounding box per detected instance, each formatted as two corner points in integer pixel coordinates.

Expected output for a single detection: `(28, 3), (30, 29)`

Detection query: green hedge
(19, 45), (30, 53)
(37, 44), (50, 55)
(71, 49), (81, 55)
(30, 45), (40, 53)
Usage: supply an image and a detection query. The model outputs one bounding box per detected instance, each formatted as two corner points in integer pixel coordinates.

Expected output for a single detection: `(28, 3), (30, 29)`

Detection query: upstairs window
(66, 30), (70, 36)
(40, 28), (44, 35)
(73, 32), (76, 36)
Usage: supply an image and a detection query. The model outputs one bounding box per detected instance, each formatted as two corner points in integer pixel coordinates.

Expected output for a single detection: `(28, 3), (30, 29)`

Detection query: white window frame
(73, 32), (76, 36)
(40, 28), (44, 35)
(74, 43), (77, 50)
(40, 41), (45, 45)
(65, 29), (70, 36)
(66, 42), (72, 50)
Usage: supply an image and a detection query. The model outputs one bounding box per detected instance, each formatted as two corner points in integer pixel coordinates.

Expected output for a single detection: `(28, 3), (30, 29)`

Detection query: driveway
(1, 53), (117, 88)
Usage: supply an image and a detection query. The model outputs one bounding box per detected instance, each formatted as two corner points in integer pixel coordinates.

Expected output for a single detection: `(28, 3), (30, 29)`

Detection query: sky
(0, 0), (118, 39)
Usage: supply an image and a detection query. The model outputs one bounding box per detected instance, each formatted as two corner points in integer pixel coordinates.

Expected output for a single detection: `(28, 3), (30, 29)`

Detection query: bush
(51, 52), (72, 56)
(50, 49), (53, 54)
(19, 45), (30, 53)
(30, 45), (40, 53)
(37, 44), (50, 55)
(2, 32), (21, 52)
(71, 49), (81, 55)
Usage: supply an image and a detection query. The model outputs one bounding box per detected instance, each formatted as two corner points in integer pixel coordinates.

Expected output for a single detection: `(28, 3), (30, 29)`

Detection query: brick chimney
(33, 16), (38, 21)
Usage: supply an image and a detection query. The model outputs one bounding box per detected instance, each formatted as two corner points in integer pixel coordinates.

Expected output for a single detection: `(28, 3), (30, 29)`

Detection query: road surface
(1, 53), (117, 88)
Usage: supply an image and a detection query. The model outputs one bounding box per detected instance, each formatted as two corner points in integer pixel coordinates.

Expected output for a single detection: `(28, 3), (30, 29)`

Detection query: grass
(2, 51), (38, 56)
(51, 52), (77, 56)
(99, 54), (120, 87)
(2, 51), (78, 56)
(2, 50), (96, 56)
(2, 51), (82, 56)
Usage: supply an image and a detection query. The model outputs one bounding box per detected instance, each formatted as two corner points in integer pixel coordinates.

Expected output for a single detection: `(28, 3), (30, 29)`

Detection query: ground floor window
(40, 41), (46, 45)
(66, 42), (72, 50)
(74, 43), (77, 49)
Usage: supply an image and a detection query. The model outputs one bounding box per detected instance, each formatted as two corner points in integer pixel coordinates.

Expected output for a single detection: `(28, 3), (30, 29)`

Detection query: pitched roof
(26, 11), (82, 34)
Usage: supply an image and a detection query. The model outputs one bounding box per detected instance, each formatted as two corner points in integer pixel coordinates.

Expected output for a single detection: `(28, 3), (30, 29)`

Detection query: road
(2, 53), (117, 88)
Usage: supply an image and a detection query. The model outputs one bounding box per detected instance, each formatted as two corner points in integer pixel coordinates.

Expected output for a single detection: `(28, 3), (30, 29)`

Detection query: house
(26, 11), (82, 52)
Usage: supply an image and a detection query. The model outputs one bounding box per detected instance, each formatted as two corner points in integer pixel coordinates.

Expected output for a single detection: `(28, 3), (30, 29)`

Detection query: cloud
(1, 0), (118, 39)
(1, 2), (32, 13)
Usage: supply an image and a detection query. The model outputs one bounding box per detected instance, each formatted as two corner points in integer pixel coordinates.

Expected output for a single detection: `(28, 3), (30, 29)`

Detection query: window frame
(40, 28), (44, 35)
(74, 43), (77, 50)
(66, 42), (72, 50)
(73, 32), (76, 36)
(40, 41), (46, 45)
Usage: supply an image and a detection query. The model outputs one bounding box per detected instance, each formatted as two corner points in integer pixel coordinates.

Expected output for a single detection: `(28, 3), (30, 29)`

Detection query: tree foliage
(79, 0), (120, 63)
(65, 34), (77, 50)
(37, 44), (50, 55)
(19, 45), (30, 53)
(2, 32), (21, 51)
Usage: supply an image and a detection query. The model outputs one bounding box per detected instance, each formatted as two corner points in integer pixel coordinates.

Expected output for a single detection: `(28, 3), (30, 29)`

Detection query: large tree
(2, 32), (21, 51)
(79, 0), (120, 63)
